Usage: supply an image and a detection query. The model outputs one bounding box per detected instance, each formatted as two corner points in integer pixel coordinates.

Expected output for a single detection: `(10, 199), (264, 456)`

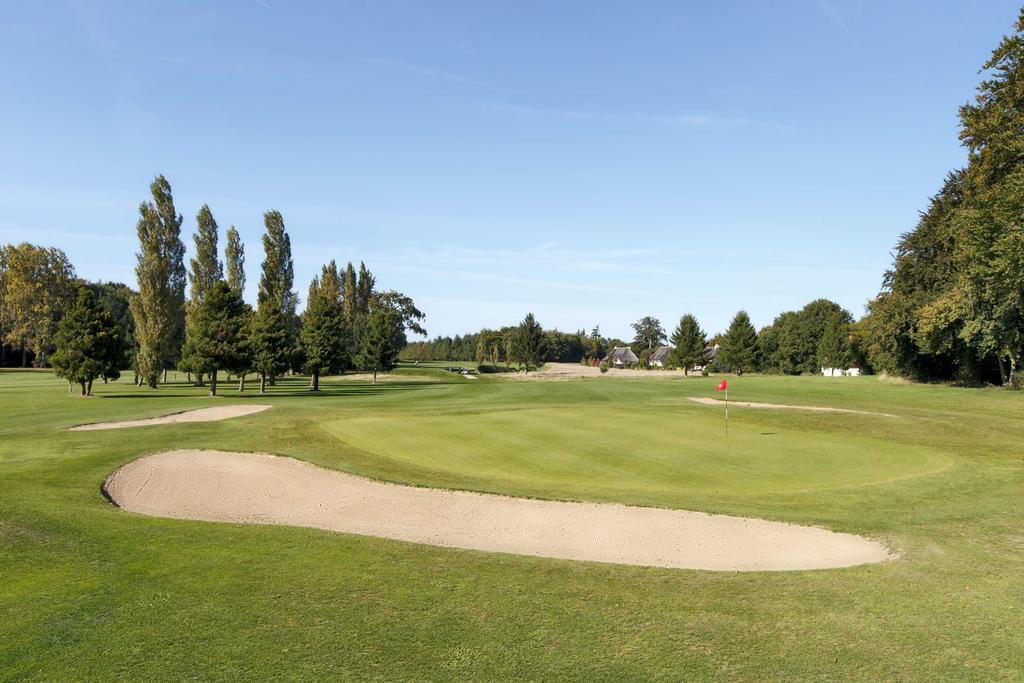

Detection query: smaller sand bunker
(71, 404), (271, 431)
(105, 450), (894, 571)
(688, 397), (893, 417)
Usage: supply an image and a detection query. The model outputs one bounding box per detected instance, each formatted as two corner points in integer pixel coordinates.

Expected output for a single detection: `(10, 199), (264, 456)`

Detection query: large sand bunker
(70, 405), (271, 431)
(104, 449), (894, 571)
(688, 397), (893, 417)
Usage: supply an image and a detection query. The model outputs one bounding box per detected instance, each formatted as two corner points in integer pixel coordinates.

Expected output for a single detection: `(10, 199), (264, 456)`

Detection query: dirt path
(104, 449), (894, 571)
(687, 397), (894, 417)
(70, 405), (272, 431)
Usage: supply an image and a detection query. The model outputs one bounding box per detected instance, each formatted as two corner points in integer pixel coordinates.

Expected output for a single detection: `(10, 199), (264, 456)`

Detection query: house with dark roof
(649, 346), (671, 368)
(604, 346), (639, 367)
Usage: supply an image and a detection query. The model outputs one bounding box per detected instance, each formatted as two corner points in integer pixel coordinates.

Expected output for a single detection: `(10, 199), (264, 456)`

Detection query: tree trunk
(196, 372), (205, 387)
(21, 344), (27, 368)
(210, 369), (218, 397)
(238, 373), (245, 392)
(87, 379), (93, 395)
(372, 369), (377, 384)
(260, 373), (267, 394)
(312, 371), (320, 392)
(162, 368), (168, 384)
(998, 355), (1008, 386)
(269, 375), (276, 386)
(80, 382), (87, 396)
(68, 380), (73, 393)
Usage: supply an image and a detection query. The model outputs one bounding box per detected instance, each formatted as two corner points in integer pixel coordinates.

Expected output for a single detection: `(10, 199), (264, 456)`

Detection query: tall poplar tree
(188, 205), (223, 301)
(224, 226), (245, 294)
(258, 210), (298, 336)
(356, 261), (375, 315)
(129, 175), (186, 387)
(342, 262), (357, 323)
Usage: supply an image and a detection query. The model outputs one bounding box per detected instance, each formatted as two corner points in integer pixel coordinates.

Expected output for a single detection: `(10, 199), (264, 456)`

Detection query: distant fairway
(2, 369), (1023, 679)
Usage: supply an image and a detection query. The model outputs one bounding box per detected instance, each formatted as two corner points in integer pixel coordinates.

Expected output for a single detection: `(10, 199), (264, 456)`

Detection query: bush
(599, 361), (609, 374)
(478, 362), (514, 374)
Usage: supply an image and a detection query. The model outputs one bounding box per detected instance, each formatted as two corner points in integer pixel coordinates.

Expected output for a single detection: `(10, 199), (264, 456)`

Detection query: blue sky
(1, 1), (1019, 340)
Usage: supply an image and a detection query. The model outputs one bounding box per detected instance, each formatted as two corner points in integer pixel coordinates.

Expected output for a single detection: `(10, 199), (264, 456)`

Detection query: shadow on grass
(96, 376), (444, 400)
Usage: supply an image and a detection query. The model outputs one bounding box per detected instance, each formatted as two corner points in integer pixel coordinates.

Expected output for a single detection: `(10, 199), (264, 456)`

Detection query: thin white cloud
(815, 0), (853, 39)
(363, 58), (482, 86)
(483, 103), (760, 129)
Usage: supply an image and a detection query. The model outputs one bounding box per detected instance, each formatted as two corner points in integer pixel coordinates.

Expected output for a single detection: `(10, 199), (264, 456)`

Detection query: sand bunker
(688, 397), (893, 417)
(70, 405), (271, 431)
(104, 449), (894, 571)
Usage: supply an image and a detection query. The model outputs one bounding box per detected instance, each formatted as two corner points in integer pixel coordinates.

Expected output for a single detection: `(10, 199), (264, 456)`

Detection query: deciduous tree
(130, 175), (186, 387)
(224, 226), (245, 294)
(0, 243), (76, 367)
(631, 316), (666, 352)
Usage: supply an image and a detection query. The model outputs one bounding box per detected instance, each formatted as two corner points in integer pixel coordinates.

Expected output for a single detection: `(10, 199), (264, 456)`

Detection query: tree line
(858, 9), (1024, 387)
(0, 175), (425, 394)
(400, 299), (857, 377)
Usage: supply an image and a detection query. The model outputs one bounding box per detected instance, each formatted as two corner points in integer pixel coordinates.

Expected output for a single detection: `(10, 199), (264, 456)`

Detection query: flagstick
(725, 386), (729, 441)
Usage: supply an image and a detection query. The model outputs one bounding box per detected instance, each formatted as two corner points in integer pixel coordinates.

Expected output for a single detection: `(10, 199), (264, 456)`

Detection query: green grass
(2, 370), (1023, 680)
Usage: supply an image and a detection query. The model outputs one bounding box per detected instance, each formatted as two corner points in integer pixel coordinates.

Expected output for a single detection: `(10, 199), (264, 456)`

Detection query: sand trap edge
(103, 449), (898, 572)
(69, 404), (273, 431)
(687, 397), (895, 417)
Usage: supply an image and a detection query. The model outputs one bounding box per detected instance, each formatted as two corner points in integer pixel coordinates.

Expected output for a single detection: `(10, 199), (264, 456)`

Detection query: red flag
(716, 379), (728, 392)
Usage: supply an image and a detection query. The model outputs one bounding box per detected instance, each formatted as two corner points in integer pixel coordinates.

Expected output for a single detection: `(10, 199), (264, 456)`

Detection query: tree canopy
(51, 286), (125, 395)
(719, 310), (758, 373)
(669, 314), (706, 374)
(631, 316), (666, 352)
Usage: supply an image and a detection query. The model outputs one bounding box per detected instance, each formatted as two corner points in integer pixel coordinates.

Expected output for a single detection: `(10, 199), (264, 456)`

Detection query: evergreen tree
(86, 281), (137, 379)
(300, 285), (345, 392)
(249, 303), (289, 394)
(817, 315), (852, 370)
(720, 310), (758, 374)
(669, 314), (706, 375)
(182, 204), (224, 385)
(51, 287), (125, 395)
(631, 316), (667, 351)
(356, 308), (401, 383)
(186, 281), (248, 396)
(224, 226), (245, 294)
(509, 313), (546, 373)
(130, 175), (186, 387)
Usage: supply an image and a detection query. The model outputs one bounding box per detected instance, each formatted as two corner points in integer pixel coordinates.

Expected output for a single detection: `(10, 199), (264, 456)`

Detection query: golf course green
(2, 368), (1023, 679)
